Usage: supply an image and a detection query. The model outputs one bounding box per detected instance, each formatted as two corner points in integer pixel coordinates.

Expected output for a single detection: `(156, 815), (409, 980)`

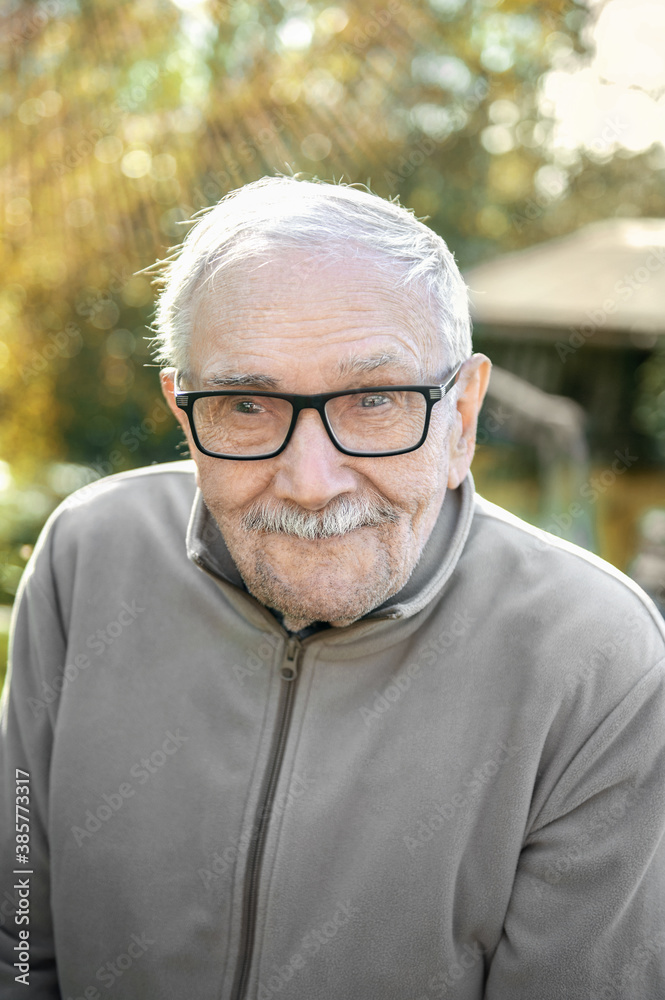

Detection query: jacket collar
(186, 473), (476, 624)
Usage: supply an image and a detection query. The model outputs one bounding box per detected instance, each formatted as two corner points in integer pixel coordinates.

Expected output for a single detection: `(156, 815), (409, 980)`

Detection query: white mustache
(241, 493), (400, 540)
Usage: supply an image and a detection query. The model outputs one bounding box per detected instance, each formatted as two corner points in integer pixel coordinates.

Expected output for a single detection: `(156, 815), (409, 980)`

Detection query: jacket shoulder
(469, 493), (665, 656)
(24, 462), (198, 599)
(52, 459), (195, 522)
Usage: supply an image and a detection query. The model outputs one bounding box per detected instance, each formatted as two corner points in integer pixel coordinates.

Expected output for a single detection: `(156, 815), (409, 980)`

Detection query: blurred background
(1, 0), (665, 681)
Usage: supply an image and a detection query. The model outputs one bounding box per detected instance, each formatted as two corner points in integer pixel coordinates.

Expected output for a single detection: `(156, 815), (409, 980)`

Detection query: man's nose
(271, 408), (357, 511)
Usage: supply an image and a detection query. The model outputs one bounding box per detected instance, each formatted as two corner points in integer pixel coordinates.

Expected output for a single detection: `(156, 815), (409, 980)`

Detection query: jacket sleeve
(485, 658), (665, 999)
(0, 543), (65, 998)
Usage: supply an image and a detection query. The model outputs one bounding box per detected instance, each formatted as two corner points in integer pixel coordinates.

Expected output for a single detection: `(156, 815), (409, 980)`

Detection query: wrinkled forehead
(186, 249), (444, 381)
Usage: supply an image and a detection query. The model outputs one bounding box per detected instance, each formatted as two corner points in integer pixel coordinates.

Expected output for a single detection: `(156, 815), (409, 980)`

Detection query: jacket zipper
(231, 636), (302, 1000)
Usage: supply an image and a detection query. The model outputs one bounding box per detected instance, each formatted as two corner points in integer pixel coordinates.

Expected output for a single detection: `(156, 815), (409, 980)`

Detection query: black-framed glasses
(174, 362), (464, 460)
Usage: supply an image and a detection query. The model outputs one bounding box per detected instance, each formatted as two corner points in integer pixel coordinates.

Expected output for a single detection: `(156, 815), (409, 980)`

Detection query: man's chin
(244, 560), (395, 632)
(250, 581), (373, 631)
(261, 524), (377, 545)
(220, 518), (410, 630)
(279, 609), (358, 632)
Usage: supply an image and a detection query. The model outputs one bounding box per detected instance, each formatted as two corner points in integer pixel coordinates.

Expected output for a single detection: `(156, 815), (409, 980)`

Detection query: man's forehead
(194, 249), (432, 331)
(199, 350), (427, 389)
(188, 252), (443, 385)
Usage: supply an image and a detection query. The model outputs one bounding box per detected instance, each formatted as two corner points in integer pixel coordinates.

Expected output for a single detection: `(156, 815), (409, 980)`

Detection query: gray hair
(149, 176), (472, 375)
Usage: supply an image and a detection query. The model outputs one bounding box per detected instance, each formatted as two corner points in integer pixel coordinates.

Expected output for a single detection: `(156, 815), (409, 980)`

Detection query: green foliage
(0, 607), (9, 691)
(1, 0), (664, 602)
(2, 0), (600, 478)
(634, 345), (665, 461)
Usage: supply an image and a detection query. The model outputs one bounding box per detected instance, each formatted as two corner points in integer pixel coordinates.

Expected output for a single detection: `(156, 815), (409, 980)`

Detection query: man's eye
(233, 399), (263, 414)
(359, 393), (390, 408)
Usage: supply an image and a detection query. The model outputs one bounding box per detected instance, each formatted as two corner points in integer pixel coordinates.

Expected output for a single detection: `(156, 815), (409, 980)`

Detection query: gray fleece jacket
(1, 460), (664, 1000)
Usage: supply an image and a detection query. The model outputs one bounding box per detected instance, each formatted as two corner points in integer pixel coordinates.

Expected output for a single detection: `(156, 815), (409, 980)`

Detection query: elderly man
(1, 177), (664, 1000)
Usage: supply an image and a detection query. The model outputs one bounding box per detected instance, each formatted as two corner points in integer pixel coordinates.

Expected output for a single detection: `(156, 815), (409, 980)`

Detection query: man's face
(163, 251), (489, 631)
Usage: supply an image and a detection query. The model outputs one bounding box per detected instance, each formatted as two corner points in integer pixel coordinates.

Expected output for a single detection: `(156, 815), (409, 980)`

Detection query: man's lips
(255, 521), (379, 539)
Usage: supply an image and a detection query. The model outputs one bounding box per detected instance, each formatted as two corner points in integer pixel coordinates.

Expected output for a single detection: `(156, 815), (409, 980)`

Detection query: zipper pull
(280, 637), (301, 681)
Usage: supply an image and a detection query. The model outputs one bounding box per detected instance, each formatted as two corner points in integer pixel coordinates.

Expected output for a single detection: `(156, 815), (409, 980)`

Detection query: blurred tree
(2, 0), (601, 479)
(634, 344), (665, 462)
(1, 0), (664, 608)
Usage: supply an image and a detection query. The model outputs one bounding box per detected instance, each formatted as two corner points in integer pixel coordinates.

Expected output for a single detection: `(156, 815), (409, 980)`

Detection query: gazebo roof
(465, 218), (665, 341)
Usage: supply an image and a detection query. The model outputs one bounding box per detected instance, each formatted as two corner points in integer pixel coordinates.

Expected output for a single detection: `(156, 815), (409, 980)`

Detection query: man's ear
(159, 369), (201, 481)
(447, 354), (492, 489)
(160, 369), (185, 424)
(160, 368), (197, 446)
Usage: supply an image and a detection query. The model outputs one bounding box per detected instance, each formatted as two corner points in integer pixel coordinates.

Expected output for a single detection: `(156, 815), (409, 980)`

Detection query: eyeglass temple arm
(437, 361), (465, 396)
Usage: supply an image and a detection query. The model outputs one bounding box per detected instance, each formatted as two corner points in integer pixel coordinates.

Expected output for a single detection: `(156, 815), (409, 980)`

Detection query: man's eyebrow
(336, 353), (425, 381)
(201, 372), (282, 389)
(198, 355), (425, 390)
